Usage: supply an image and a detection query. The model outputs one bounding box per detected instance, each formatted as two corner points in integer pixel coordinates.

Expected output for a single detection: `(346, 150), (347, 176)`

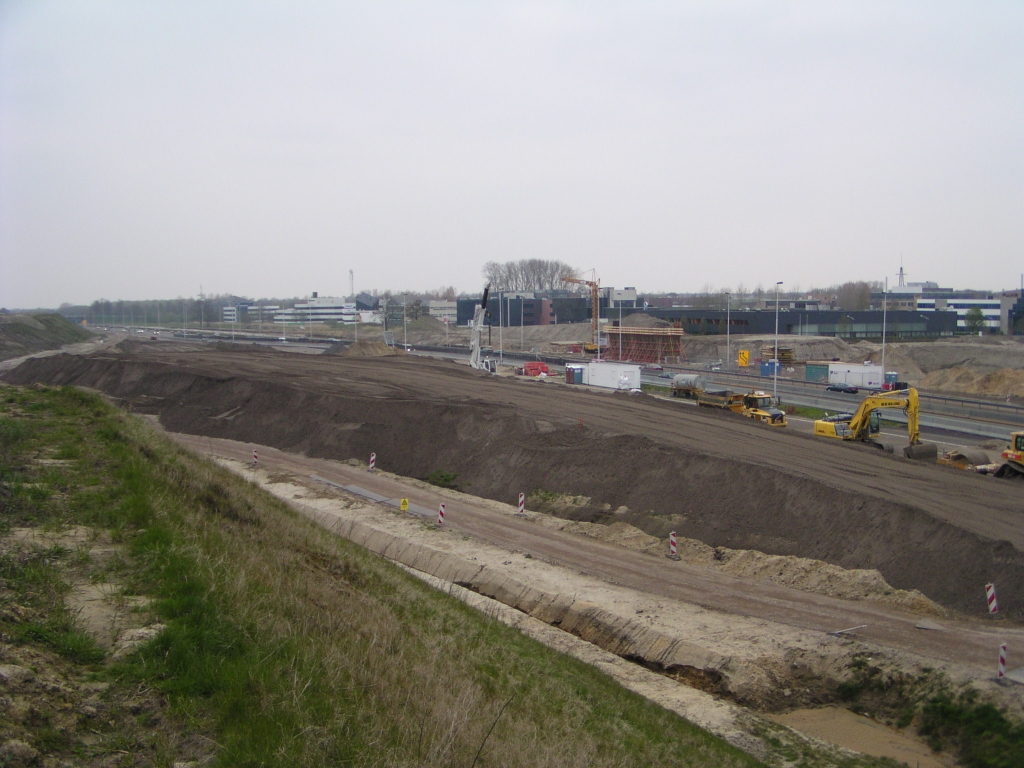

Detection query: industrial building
(274, 293), (355, 324)
(632, 308), (957, 339)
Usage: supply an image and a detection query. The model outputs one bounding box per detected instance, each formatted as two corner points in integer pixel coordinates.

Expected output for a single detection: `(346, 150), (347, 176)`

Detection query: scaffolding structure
(603, 327), (687, 364)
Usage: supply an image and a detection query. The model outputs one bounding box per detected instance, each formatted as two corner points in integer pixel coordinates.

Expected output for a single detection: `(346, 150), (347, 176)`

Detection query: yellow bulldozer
(813, 388), (937, 460)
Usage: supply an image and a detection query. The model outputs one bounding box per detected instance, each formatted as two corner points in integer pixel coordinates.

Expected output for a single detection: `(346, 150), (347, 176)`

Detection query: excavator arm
(846, 389), (920, 443)
(815, 387), (933, 459)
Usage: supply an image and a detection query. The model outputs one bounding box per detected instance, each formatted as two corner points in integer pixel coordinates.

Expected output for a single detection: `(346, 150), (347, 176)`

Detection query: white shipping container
(587, 362), (641, 390)
(828, 363), (883, 390)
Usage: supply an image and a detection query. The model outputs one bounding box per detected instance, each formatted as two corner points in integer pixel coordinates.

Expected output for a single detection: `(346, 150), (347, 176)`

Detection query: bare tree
(833, 281), (872, 310)
(482, 259), (581, 291)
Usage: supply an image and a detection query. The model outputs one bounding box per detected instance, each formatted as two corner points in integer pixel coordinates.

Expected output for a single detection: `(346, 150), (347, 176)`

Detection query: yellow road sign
(400, 498), (409, 511)
(738, 350), (749, 367)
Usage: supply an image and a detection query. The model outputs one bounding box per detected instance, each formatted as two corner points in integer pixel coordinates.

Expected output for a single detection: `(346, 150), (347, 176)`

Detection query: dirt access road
(171, 432), (1023, 682)
(4, 342), (1024, 619)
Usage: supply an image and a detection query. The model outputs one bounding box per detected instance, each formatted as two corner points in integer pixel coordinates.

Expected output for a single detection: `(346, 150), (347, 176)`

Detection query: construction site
(5, 314), (1024, 764)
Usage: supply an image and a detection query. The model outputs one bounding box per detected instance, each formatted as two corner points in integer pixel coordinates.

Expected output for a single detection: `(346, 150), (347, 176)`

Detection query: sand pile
(622, 313), (671, 328)
(542, 519), (940, 612)
(334, 341), (405, 357)
(921, 366), (1024, 398)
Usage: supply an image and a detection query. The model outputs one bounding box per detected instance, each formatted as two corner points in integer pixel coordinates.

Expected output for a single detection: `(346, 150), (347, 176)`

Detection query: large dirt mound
(678, 335), (862, 365)
(5, 346), (1023, 617)
(888, 339), (1024, 375)
(622, 313), (670, 328)
(0, 313), (92, 361)
(921, 366), (1024, 398)
(329, 340), (405, 357)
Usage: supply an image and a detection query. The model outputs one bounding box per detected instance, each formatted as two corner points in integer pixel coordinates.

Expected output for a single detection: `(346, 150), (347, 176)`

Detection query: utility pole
(725, 292), (731, 369)
(403, 293), (408, 348)
(881, 277), (888, 389)
(773, 282), (783, 402)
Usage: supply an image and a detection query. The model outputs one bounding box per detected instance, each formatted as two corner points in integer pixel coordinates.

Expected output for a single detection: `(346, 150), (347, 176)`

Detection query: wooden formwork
(603, 327), (686, 364)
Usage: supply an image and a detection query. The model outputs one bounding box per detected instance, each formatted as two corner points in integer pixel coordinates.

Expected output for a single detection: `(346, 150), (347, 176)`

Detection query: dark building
(355, 292), (380, 311)
(632, 308), (956, 339)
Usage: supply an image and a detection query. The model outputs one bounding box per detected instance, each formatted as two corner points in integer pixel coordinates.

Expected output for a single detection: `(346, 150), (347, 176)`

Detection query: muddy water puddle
(768, 707), (951, 767)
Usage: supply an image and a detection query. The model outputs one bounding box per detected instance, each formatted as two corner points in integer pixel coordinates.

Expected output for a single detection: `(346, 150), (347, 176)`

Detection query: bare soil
(4, 343), (1024, 620)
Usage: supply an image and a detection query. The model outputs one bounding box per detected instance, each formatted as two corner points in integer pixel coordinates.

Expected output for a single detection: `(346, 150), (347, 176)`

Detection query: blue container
(760, 360), (780, 377)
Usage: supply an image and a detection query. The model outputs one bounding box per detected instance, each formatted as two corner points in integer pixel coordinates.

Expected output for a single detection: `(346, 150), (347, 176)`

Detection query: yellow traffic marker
(400, 498), (409, 511)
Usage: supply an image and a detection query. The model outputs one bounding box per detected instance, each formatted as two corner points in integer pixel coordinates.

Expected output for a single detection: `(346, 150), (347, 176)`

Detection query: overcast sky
(1, 1), (1022, 308)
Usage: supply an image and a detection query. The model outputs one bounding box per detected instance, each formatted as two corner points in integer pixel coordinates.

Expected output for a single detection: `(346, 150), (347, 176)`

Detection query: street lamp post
(773, 282), (783, 402)
(881, 277), (888, 389)
(725, 292), (731, 369)
(521, 296), (524, 350)
(403, 293), (408, 349)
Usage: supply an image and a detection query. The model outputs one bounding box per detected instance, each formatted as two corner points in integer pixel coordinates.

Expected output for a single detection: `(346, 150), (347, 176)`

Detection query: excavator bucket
(904, 442), (939, 461)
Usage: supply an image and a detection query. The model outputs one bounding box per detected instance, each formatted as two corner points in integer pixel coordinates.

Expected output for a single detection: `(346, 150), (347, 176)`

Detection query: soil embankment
(0, 313), (93, 361)
(5, 344), (1024, 618)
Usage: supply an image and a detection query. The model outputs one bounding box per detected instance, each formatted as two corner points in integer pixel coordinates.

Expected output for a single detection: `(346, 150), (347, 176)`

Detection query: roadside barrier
(987, 583), (999, 615)
(998, 643), (1007, 679)
(369, 452), (376, 471)
(438, 503), (445, 526)
(253, 449), (258, 468)
(518, 492), (525, 514)
(667, 531), (681, 561)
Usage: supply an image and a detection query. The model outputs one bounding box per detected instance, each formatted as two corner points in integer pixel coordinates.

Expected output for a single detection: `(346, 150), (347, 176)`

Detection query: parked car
(826, 383), (859, 394)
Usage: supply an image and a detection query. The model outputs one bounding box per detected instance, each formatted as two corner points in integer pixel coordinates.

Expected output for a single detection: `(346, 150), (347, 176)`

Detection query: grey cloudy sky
(1, 1), (1022, 308)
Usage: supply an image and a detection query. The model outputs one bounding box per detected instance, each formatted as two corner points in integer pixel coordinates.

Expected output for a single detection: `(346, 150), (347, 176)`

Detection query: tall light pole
(498, 290), (503, 365)
(881, 277), (888, 389)
(403, 293), (408, 349)
(773, 281), (783, 401)
(725, 291), (731, 369)
(618, 295), (623, 360)
(520, 296), (524, 350)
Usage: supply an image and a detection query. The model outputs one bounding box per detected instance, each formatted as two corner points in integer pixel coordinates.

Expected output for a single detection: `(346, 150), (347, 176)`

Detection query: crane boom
(562, 275), (600, 351)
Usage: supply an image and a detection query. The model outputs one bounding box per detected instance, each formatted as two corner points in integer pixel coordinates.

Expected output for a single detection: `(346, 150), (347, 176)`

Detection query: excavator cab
(865, 410), (881, 437)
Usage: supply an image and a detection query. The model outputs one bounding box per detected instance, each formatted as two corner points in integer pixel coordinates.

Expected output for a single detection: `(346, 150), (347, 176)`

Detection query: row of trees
(482, 259), (580, 292)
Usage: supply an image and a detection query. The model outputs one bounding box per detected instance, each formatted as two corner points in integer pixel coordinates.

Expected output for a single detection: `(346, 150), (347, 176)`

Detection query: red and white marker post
(437, 503), (445, 526)
(667, 531), (681, 560)
(998, 643), (1007, 679)
(986, 583), (999, 615)
(518, 492), (525, 514)
(252, 449), (258, 468)
(369, 452), (376, 471)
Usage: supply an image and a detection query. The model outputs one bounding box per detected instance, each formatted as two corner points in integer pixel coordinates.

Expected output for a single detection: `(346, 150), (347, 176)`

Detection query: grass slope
(0, 313), (93, 361)
(0, 385), (761, 767)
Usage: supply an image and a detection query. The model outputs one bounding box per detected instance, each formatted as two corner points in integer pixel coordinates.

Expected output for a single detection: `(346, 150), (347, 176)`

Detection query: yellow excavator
(813, 388), (937, 460)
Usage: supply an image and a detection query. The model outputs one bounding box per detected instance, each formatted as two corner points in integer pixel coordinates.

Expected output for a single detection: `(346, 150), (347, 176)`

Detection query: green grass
(0, 384), (762, 768)
(425, 469), (460, 489)
(919, 691), (1024, 768)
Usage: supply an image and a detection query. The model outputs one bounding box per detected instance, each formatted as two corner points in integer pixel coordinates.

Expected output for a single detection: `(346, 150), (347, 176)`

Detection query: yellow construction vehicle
(697, 389), (787, 426)
(813, 388), (937, 459)
(740, 391), (787, 426)
(993, 432), (1024, 479)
